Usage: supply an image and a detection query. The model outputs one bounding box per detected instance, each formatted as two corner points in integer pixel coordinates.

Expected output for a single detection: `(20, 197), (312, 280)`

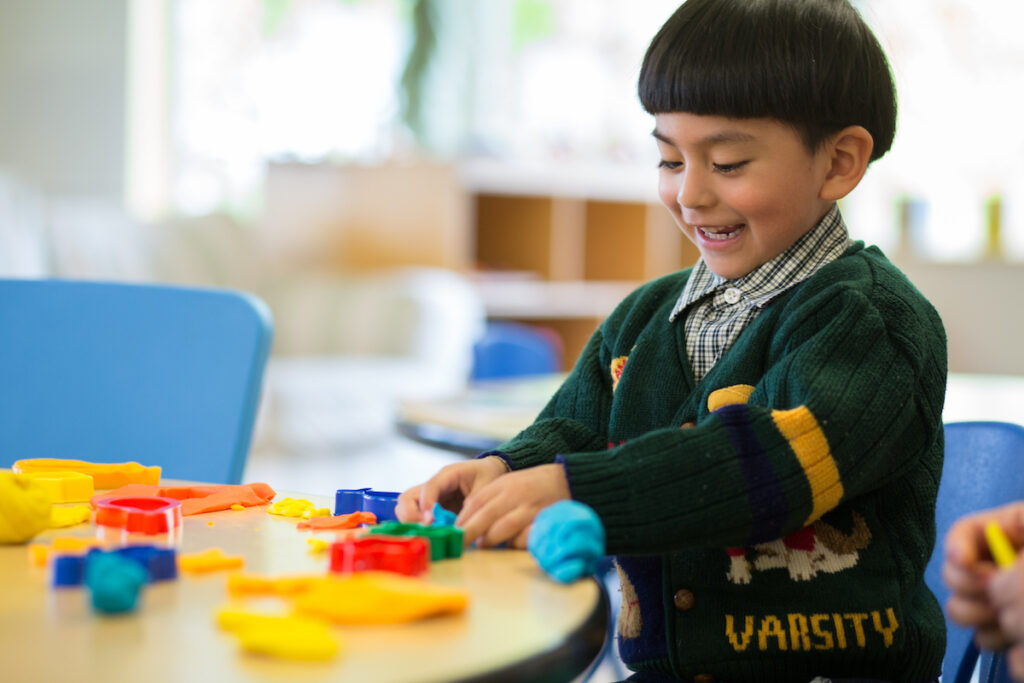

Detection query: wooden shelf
(474, 194), (584, 280)
(472, 189), (699, 368)
(263, 160), (701, 371)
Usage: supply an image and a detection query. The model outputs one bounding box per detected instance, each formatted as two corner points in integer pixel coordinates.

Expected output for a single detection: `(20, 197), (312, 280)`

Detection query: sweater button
(680, 421), (696, 429)
(694, 675), (714, 683)
(673, 588), (695, 611)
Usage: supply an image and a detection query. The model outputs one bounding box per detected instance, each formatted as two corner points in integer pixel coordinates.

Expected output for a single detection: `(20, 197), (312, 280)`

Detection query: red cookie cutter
(329, 536), (429, 576)
(94, 496), (183, 534)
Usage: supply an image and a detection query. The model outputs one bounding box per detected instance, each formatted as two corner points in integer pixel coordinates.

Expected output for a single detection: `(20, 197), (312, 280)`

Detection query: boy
(398, 0), (947, 680)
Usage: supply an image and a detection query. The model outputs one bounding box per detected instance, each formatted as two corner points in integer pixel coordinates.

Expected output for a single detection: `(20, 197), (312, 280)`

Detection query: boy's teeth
(700, 226), (742, 240)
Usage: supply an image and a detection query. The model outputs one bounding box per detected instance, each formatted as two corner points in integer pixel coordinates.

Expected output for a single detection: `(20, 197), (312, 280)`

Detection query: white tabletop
(0, 487), (606, 683)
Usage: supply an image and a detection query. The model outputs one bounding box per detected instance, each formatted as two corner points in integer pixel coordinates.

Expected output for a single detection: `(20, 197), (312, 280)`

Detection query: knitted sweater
(496, 243), (947, 682)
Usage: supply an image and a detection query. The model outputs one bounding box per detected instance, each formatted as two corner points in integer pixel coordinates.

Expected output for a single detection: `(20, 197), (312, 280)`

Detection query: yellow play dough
(0, 471), (53, 544)
(217, 609), (341, 661)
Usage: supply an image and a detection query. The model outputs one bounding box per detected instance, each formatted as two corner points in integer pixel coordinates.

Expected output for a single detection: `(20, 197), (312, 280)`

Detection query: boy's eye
(713, 161), (749, 174)
(658, 160), (682, 170)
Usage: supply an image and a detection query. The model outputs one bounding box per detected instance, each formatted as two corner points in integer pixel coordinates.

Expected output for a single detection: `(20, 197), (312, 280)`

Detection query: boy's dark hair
(639, 0), (897, 162)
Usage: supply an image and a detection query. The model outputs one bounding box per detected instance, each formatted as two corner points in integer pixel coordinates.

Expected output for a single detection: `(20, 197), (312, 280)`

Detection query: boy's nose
(677, 168), (714, 209)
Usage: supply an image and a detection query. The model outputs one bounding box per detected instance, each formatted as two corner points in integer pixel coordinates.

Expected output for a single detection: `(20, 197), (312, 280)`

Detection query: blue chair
(925, 421), (1024, 683)
(978, 649), (1016, 683)
(0, 279), (273, 484)
(471, 321), (562, 381)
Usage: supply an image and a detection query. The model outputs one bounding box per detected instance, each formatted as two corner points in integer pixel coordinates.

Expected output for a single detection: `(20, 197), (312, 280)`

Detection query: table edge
(451, 574), (610, 683)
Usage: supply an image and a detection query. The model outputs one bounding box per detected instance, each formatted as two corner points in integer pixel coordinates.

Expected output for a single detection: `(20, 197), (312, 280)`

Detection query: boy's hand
(944, 502), (1024, 655)
(456, 463), (571, 549)
(395, 457), (508, 525)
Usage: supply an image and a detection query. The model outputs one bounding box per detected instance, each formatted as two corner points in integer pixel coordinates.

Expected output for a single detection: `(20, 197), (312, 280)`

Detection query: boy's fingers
(458, 492), (510, 548)
(453, 495), (477, 529)
(511, 524), (533, 550)
(418, 470), (462, 523)
(454, 479), (499, 529)
(394, 488), (423, 523)
(481, 508), (534, 549)
(459, 508), (498, 548)
(417, 477), (442, 511)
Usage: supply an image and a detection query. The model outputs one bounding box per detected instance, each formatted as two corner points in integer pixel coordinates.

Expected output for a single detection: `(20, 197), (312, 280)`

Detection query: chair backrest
(925, 421), (1024, 682)
(978, 648), (1015, 683)
(471, 321), (562, 381)
(0, 279), (273, 484)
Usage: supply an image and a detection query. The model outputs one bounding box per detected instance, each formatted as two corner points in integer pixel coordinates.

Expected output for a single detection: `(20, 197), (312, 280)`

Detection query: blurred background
(2, 0), (1023, 493)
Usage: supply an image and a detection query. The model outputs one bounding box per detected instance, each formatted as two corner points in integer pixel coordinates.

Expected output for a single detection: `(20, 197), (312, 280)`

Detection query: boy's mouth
(697, 224), (745, 241)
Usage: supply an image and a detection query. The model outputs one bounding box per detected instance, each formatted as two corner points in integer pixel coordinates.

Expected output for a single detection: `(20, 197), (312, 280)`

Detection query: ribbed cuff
(557, 449), (634, 545)
(475, 450), (514, 472)
(553, 455), (574, 499)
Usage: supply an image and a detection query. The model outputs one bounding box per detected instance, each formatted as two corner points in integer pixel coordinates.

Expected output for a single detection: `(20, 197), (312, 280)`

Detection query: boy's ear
(819, 126), (874, 202)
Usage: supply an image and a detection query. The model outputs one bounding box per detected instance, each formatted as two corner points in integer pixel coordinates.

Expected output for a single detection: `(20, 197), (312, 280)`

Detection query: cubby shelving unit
(467, 165), (700, 367)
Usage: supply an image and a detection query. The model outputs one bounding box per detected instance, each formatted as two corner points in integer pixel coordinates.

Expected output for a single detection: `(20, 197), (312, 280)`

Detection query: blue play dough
(431, 502), (457, 527)
(85, 551), (148, 614)
(528, 500), (606, 583)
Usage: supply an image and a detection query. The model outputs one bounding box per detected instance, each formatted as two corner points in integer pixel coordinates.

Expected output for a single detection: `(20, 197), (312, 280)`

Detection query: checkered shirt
(669, 204), (852, 381)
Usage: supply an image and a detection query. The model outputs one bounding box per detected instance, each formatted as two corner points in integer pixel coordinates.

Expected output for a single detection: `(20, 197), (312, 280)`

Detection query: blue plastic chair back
(925, 421), (1024, 682)
(979, 648), (1016, 683)
(471, 321), (562, 381)
(0, 279), (273, 484)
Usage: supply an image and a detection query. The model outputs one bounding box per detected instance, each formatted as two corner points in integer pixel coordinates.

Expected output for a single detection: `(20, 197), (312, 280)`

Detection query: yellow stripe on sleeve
(707, 384), (756, 412)
(771, 406), (843, 525)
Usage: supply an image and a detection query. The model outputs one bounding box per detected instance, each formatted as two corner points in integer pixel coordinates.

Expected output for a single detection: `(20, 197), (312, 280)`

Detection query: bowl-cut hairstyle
(639, 0), (897, 162)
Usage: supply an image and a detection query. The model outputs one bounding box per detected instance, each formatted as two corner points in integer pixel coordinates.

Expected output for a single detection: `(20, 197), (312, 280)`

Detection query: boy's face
(654, 113), (834, 280)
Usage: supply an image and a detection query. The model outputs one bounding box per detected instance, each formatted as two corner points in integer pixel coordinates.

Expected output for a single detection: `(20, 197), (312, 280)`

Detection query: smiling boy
(398, 1), (947, 680)
(652, 114), (868, 281)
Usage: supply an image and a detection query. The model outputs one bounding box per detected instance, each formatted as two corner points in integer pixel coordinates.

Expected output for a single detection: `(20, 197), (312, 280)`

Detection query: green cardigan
(497, 243), (947, 682)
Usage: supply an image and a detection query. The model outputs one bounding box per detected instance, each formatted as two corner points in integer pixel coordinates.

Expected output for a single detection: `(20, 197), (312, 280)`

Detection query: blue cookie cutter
(52, 545), (178, 587)
(334, 487), (400, 522)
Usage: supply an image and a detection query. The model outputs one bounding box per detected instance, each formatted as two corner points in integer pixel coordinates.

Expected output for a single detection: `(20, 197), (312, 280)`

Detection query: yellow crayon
(984, 521), (1018, 568)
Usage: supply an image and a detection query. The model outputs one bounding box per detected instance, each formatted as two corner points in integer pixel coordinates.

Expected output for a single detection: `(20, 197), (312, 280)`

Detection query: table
(398, 372), (1024, 455)
(0, 488), (607, 683)
(397, 374), (565, 455)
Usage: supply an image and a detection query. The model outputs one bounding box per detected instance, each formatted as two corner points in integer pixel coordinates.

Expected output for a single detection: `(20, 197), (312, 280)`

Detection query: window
(143, 0), (1023, 260)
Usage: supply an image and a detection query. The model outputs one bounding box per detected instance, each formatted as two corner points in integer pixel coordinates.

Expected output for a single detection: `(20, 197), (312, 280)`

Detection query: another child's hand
(456, 463), (571, 549)
(988, 561), (1024, 680)
(944, 502), (1024, 657)
(395, 457), (508, 525)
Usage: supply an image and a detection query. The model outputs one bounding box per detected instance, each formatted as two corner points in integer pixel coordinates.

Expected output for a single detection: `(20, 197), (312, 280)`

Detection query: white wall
(897, 260), (1024, 376)
(0, 0), (127, 198)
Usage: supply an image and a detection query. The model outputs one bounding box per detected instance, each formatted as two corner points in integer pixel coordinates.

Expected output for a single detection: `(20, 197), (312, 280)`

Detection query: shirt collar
(669, 203), (851, 322)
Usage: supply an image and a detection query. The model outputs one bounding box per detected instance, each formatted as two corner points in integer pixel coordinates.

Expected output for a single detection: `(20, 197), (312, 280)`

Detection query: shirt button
(694, 675), (714, 683)
(673, 588), (695, 611)
(723, 287), (741, 305)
